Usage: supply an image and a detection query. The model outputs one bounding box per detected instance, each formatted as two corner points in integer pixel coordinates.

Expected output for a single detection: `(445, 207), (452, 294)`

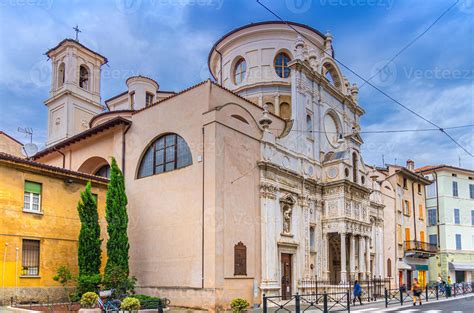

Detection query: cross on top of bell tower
(73, 25), (81, 41)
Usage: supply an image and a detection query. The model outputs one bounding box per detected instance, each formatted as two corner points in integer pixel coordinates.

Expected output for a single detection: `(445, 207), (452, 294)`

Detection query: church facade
(33, 21), (385, 309)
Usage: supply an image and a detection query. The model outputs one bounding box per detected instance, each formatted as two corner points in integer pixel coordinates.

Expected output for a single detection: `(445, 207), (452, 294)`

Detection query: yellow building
(0, 152), (108, 303)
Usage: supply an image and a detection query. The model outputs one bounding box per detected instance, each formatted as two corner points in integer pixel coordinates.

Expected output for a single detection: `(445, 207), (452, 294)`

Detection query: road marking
(351, 308), (379, 312)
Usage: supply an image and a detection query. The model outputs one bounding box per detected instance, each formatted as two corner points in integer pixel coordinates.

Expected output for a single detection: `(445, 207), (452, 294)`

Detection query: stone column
(358, 236), (365, 279)
(275, 93), (280, 116)
(350, 234), (356, 280)
(365, 236), (371, 279)
(340, 232), (347, 282)
(323, 232), (329, 280)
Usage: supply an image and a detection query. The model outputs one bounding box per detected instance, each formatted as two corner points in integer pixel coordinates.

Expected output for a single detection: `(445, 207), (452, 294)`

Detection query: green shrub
(131, 294), (162, 309)
(120, 297), (141, 311)
(102, 265), (136, 297)
(80, 292), (98, 308)
(77, 274), (101, 295)
(230, 298), (249, 312)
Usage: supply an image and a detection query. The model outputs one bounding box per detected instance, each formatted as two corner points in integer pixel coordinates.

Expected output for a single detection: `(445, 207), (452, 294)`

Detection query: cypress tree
(77, 182), (102, 276)
(105, 157), (130, 275)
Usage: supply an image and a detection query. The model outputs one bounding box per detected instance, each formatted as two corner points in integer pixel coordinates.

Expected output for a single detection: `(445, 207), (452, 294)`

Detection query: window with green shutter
(24, 181), (42, 213)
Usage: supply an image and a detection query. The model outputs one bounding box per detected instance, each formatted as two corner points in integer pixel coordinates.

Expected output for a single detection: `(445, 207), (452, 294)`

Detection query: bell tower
(44, 38), (107, 146)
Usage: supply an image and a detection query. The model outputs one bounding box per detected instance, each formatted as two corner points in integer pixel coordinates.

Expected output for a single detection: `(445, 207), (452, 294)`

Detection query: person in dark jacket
(353, 280), (363, 305)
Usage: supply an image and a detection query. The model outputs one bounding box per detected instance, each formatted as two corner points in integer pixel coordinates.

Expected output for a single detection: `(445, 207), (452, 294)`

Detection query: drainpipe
(433, 171), (440, 247)
(411, 180), (417, 242)
(2, 243), (7, 305)
(201, 126), (205, 289)
(54, 147), (66, 168)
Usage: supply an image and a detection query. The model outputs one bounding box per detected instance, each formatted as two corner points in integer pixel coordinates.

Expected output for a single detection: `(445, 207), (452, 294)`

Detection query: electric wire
(359, 0), (460, 89)
(255, 0), (473, 157)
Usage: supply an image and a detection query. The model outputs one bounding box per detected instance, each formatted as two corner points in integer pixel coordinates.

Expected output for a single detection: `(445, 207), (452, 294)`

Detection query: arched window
(58, 63), (65, 87)
(233, 58), (246, 85)
(306, 114), (313, 133)
(138, 133), (192, 178)
(234, 242), (247, 276)
(387, 258), (392, 278)
(280, 102), (291, 120)
(274, 52), (291, 78)
(352, 152), (358, 183)
(79, 65), (89, 90)
(95, 164), (110, 178)
(265, 102), (275, 114)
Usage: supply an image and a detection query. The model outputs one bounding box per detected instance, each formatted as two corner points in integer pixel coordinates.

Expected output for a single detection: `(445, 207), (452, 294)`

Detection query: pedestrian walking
(412, 278), (422, 306)
(353, 280), (363, 305)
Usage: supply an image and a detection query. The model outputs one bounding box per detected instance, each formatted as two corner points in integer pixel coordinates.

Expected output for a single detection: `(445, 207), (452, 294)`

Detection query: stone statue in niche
(282, 205), (292, 234)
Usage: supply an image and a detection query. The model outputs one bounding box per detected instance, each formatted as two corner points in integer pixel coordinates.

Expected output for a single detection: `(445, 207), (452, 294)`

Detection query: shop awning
(448, 262), (474, 271)
(397, 260), (412, 270)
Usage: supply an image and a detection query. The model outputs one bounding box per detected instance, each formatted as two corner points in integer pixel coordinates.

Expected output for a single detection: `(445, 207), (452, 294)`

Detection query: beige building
(369, 161), (435, 289)
(0, 131), (23, 157)
(32, 21), (386, 309)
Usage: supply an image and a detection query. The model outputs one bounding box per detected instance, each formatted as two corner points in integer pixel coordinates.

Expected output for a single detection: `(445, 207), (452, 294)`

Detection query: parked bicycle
(97, 290), (122, 312)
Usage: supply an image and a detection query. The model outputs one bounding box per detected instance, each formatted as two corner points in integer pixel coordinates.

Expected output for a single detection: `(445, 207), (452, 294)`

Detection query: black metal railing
(384, 282), (474, 308)
(263, 292), (350, 313)
(404, 240), (437, 253)
(299, 276), (392, 303)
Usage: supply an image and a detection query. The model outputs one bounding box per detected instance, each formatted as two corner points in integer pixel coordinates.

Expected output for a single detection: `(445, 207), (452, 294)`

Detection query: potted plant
(79, 292), (100, 313)
(230, 298), (249, 313)
(121, 297), (141, 312)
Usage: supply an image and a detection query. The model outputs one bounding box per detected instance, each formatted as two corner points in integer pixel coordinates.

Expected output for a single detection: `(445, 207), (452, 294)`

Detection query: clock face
(324, 113), (340, 147)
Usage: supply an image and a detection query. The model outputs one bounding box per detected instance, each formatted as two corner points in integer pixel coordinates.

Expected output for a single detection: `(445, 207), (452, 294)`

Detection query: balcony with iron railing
(404, 240), (437, 258)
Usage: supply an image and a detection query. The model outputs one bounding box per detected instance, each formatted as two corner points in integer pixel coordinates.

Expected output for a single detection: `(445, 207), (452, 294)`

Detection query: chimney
(406, 159), (414, 171)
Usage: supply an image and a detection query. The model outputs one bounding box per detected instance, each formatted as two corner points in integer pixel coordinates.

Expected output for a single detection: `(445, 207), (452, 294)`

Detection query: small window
(233, 58), (246, 85)
(418, 204), (424, 220)
(95, 164), (110, 178)
(146, 92), (154, 107)
(452, 173), (457, 177)
(469, 184), (474, 199)
(352, 152), (358, 183)
(426, 183), (436, 198)
(455, 234), (462, 250)
(130, 91), (135, 109)
(429, 234), (437, 246)
(471, 210), (474, 226)
(22, 239), (40, 276)
(417, 183), (421, 194)
(265, 102), (275, 114)
(454, 208), (460, 224)
(309, 226), (315, 252)
(138, 133), (192, 178)
(452, 181), (458, 197)
(403, 178), (408, 189)
(427, 208), (437, 226)
(58, 63), (65, 87)
(79, 65), (89, 90)
(274, 52), (290, 78)
(234, 242), (247, 275)
(403, 200), (411, 216)
(24, 181), (42, 213)
(386, 258), (392, 277)
(306, 114), (313, 134)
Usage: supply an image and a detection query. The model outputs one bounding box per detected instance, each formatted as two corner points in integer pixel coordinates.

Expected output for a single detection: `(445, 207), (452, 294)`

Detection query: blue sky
(0, 0), (472, 169)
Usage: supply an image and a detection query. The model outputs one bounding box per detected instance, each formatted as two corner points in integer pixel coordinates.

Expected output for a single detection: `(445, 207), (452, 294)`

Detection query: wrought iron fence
(299, 276), (391, 302)
(262, 292), (350, 313)
(384, 282), (474, 308)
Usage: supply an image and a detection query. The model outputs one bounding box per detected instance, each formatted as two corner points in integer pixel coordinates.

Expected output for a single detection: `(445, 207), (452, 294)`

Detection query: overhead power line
(271, 124), (474, 135)
(255, 0), (473, 157)
(359, 0), (460, 89)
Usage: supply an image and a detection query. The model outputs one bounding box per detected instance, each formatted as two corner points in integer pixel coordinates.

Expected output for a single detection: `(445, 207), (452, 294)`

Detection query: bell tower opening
(44, 39), (108, 147)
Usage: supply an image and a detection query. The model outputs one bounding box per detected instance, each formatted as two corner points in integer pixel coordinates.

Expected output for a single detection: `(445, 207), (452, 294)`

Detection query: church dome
(208, 21), (329, 119)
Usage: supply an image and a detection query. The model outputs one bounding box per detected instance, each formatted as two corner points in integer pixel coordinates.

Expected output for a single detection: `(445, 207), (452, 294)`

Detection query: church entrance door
(281, 253), (292, 300)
